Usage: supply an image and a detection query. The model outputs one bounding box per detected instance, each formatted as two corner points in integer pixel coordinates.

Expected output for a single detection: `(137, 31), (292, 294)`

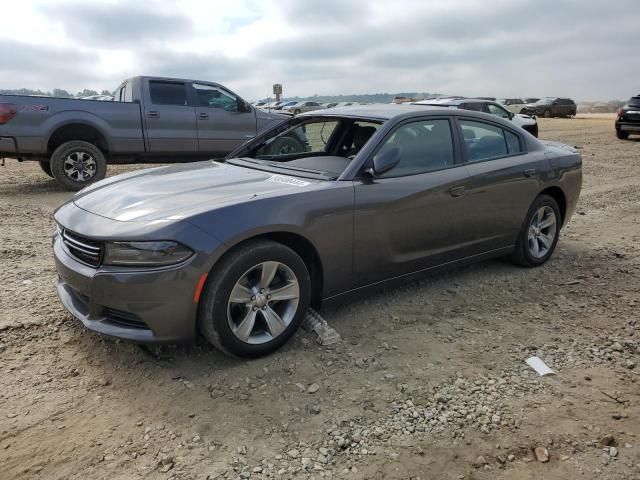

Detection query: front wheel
(510, 195), (561, 267)
(50, 140), (107, 191)
(616, 130), (629, 140)
(543, 109), (552, 118)
(198, 240), (311, 357)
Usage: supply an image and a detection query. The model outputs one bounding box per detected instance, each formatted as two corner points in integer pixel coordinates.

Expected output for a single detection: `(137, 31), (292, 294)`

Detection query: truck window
(149, 81), (188, 106)
(123, 82), (133, 102)
(193, 83), (238, 112)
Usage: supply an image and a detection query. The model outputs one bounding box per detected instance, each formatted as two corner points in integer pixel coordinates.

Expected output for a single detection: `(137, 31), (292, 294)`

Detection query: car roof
(413, 98), (495, 107)
(298, 103), (462, 120)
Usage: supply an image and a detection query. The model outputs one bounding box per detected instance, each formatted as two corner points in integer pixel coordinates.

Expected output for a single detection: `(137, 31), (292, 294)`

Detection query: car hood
(511, 113), (536, 126)
(72, 161), (321, 223)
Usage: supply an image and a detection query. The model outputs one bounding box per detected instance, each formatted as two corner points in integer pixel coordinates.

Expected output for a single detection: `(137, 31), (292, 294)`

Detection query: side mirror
(367, 147), (401, 176)
(508, 112), (514, 120)
(237, 98), (252, 113)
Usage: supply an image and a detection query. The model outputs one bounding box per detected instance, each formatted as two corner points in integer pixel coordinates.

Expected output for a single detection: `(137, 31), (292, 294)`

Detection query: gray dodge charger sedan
(53, 105), (582, 357)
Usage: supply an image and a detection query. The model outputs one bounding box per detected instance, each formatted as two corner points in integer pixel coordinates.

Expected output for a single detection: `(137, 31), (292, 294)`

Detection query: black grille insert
(62, 229), (103, 267)
(103, 307), (150, 330)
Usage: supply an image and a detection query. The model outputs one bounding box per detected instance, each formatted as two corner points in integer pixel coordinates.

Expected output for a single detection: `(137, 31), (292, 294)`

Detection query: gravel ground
(1, 115), (639, 480)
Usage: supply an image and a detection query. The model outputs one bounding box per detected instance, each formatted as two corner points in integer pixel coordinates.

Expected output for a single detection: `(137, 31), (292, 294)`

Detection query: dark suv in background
(521, 97), (577, 118)
(615, 95), (640, 139)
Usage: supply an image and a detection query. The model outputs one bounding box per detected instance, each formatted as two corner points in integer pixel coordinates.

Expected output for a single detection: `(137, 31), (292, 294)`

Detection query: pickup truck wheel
(198, 240), (311, 357)
(50, 141), (106, 191)
(267, 136), (306, 155)
(38, 161), (53, 178)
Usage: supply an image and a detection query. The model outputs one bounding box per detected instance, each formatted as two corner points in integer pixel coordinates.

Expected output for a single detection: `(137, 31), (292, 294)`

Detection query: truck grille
(62, 229), (103, 267)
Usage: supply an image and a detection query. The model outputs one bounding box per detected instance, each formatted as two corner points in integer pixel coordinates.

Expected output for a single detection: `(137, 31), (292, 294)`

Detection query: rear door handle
(198, 112), (209, 120)
(449, 186), (466, 197)
(146, 110), (159, 118)
(523, 168), (536, 177)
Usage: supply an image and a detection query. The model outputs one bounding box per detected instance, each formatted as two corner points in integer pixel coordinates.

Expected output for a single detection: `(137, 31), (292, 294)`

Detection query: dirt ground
(1, 115), (639, 480)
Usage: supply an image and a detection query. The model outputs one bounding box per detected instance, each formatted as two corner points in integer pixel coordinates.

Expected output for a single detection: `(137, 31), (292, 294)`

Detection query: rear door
(457, 118), (549, 250)
(353, 117), (474, 287)
(142, 80), (198, 152)
(191, 83), (257, 155)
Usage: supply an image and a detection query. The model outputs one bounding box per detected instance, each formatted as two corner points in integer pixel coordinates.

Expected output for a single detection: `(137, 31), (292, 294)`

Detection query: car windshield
(534, 98), (554, 105)
(628, 96), (640, 107)
(227, 117), (383, 179)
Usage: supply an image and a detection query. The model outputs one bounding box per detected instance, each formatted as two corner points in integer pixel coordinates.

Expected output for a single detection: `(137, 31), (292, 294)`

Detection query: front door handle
(198, 112), (209, 120)
(523, 168), (536, 177)
(146, 110), (159, 118)
(449, 186), (466, 197)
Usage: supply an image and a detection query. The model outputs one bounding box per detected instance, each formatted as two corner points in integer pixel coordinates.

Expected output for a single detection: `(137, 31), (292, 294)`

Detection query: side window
(378, 119), (454, 177)
(149, 81), (188, 106)
(123, 82), (133, 102)
(114, 86), (123, 102)
(459, 120), (508, 162)
(504, 130), (522, 154)
(487, 103), (510, 118)
(193, 83), (238, 112)
(461, 102), (484, 112)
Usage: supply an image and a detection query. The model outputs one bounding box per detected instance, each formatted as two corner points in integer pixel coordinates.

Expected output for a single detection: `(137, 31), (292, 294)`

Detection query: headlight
(104, 241), (193, 267)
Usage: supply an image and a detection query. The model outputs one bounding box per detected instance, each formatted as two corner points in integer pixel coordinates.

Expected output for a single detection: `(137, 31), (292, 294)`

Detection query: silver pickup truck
(0, 76), (293, 189)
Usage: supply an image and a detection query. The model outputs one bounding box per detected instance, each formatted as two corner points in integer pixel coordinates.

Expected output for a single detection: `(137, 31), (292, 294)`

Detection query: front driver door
(353, 117), (474, 287)
(191, 83), (257, 155)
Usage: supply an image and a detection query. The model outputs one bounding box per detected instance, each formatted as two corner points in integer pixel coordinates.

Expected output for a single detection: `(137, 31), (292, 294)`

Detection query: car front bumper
(53, 231), (203, 343)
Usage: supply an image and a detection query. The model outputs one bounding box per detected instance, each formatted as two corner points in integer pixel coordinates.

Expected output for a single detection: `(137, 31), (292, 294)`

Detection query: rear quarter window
(149, 81), (188, 106)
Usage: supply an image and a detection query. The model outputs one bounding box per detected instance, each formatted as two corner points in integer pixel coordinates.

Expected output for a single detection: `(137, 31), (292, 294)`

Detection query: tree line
(0, 88), (112, 98)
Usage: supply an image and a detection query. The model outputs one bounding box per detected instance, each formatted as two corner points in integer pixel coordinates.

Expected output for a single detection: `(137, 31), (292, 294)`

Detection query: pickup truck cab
(0, 76), (290, 189)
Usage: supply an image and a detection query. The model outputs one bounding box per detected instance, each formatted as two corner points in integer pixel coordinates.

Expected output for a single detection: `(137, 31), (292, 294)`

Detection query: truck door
(143, 80), (198, 152)
(191, 83), (257, 155)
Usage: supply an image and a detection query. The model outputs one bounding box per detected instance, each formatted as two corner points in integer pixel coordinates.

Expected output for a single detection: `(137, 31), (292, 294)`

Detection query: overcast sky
(1, 0), (638, 100)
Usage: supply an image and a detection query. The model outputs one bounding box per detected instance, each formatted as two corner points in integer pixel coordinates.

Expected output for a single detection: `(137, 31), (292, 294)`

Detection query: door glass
(487, 103), (510, 118)
(193, 83), (238, 112)
(149, 81), (188, 106)
(459, 120), (508, 162)
(377, 119), (454, 177)
(123, 82), (133, 102)
(504, 130), (522, 153)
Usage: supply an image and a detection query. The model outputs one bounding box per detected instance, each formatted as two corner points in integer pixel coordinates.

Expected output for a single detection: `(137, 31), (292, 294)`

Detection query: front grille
(103, 307), (150, 330)
(62, 229), (103, 267)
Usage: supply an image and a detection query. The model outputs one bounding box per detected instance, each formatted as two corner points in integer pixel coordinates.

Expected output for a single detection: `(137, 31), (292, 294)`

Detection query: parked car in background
(525, 98), (540, 104)
(0, 76), (288, 189)
(52, 104), (581, 356)
(615, 94), (640, 140)
(275, 101), (297, 110)
(282, 101), (326, 114)
(521, 97), (576, 118)
(498, 98), (527, 114)
(413, 98), (539, 137)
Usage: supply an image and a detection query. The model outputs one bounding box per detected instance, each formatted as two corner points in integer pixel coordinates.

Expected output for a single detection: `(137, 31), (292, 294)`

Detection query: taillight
(0, 103), (17, 124)
(617, 108), (623, 120)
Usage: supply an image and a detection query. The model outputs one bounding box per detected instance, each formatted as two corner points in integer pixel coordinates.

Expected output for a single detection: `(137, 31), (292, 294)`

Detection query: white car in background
(282, 101), (326, 114)
(413, 98), (539, 137)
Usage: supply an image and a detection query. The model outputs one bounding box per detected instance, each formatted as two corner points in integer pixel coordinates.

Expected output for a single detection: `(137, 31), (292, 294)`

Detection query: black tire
(543, 109), (552, 118)
(267, 136), (306, 155)
(616, 130), (629, 140)
(294, 109), (302, 115)
(50, 140), (107, 191)
(520, 108), (527, 114)
(198, 240), (311, 357)
(38, 160), (53, 178)
(510, 195), (561, 267)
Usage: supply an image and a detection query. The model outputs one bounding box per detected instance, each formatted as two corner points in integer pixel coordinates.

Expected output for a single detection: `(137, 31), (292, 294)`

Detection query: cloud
(0, 0), (638, 100)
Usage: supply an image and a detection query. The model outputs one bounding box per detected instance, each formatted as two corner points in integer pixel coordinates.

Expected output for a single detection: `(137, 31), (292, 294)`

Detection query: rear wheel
(510, 195), (561, 267)
(198, 240), (311, 357)
(616, 130), (629, 140)
(50, 140), (107, 191)
(38, 160), (53, 178)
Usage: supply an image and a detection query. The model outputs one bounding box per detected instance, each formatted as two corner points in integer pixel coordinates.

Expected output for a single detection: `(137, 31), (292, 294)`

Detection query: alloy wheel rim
(227, 261), (300, 345)
(63, 151), (97, 182)
(527, 206), (557, 259)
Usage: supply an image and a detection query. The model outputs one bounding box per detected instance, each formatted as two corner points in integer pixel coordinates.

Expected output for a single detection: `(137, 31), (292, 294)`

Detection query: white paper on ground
(526, 356), (555, 376)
